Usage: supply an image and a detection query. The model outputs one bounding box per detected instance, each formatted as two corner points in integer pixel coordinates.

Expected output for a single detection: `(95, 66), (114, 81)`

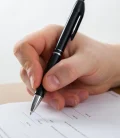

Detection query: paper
(0, 91), (120, 138)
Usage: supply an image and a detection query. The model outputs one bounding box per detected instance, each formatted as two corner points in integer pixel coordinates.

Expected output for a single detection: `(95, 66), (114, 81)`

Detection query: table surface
(0, 83), (32, 104)
(0, 83), (120, 104)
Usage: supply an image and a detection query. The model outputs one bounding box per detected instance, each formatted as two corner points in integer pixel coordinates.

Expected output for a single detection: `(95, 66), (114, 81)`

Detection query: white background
(0, 0), (120, 84)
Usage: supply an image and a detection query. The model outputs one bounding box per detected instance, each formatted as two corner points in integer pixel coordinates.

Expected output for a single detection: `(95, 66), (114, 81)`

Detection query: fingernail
(66, 97), (79, 106)
(30, 88), (35, 94)
(26, 79), (35, 94)
(26, 68), (35, 89)
(27, 87), (35, 95)
(50, 99), (59, 110)
(30, 76), (34, 89)
(47, 75), (60, 89)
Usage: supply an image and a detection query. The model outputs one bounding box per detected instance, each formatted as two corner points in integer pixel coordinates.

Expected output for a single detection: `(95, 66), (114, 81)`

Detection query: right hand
(13, 24), (120, 110)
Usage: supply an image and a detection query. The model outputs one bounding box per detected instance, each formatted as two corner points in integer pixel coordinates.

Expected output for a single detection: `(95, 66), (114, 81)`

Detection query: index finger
(14, 24), (63, 62)
(13, 24), (63, 88)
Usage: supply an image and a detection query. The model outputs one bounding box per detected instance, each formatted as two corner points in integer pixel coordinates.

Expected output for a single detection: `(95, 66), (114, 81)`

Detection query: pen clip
(71, 4), (85, 41)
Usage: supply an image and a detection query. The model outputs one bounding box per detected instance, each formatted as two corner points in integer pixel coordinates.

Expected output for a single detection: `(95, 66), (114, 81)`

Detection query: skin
(13, 24), (120, 110)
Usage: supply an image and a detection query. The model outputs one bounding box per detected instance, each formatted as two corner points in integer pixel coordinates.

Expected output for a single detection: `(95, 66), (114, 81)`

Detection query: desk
(0, 83), (32, 104)
(0, 83), (120, 104)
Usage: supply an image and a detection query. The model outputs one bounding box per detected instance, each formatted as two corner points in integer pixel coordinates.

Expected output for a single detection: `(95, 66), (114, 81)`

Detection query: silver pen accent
(53, 52), (61, 56)
(30, 95), (42, 115)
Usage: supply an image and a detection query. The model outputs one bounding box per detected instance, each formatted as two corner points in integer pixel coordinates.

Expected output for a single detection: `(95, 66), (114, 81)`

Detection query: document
(0, 91), (120, 138)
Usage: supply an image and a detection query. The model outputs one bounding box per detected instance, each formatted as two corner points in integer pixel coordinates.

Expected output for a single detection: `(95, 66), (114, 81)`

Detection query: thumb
(43, 54), (86, 92)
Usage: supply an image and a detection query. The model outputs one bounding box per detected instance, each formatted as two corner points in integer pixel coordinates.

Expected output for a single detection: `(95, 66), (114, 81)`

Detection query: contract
(0, 91), (120, 138)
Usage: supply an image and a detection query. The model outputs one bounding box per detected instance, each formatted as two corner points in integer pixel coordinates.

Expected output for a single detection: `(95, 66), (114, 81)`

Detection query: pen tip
(30, 111), (33, 115)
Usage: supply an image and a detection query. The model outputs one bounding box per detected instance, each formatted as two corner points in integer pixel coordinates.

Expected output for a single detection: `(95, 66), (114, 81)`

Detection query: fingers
(59, 88), (88, 107)
(14, 25), (63, 89)
(14, 42), (43, 89)
(42, 92), (65, 110)
(14, 25), (63, 61)
(27, 86), (89, 110)
(43, 54), (87, 92)
(20, 67), (35, 94)
(21, 67), (64, 110)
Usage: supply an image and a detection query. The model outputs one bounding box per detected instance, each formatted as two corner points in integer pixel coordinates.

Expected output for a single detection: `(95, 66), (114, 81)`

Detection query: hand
(13, 24), (120, 110)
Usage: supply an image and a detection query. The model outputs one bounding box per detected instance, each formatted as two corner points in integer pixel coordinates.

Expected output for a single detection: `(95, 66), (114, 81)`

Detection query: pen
(30, 0), (85, 115)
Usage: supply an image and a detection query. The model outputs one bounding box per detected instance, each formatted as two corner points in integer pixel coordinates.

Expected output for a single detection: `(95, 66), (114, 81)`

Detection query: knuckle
(13, 41), (21, 56)
(23, 60), (32, 71)
(13, 41), (26, 56)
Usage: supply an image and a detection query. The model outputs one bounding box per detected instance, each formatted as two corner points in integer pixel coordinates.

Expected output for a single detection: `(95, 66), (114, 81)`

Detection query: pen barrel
(55, 0), (84, 51)
(35, 0), (85, 98)
(45, 50), (62, 72)
(35, 51), (61, 97)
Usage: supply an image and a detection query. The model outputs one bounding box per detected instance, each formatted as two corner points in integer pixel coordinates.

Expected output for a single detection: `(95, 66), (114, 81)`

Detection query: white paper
(0, 91), (120, 138)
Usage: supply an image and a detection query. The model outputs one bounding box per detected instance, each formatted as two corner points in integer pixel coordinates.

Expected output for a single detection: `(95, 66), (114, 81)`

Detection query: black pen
(30, 0), (85, 115)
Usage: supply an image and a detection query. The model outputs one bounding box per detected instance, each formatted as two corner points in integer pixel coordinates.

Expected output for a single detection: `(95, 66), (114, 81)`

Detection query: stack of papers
(0, 91), (120, 138)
